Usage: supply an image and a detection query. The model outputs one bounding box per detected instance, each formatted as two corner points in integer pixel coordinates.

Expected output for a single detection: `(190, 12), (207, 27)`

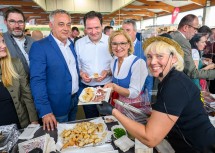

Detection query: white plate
(56, 117), (112, 152)
(78, 88), (112, 105)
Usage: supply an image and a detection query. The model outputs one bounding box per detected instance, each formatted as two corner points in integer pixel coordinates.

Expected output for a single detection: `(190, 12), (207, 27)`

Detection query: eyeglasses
(8, 20), (25, 26)
(187, 24), (199, 31)
(111, 42), (128, 48)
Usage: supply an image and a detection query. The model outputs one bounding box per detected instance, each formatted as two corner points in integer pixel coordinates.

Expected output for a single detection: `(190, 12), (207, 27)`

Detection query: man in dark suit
(170, 14), (215, 80)
(3, 7), (34, 74)
(30, 9), (79, 131)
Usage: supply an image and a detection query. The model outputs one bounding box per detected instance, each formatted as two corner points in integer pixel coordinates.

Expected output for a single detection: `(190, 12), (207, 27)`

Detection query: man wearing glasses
(3, 7), (34, 74)
(171, 14), (215, 80)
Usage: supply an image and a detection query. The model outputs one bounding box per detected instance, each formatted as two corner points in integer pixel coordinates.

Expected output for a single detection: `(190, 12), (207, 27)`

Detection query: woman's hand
(104, 83), (116, 91)
(97, 101), (114, 115)
(202, 63), (215, 70)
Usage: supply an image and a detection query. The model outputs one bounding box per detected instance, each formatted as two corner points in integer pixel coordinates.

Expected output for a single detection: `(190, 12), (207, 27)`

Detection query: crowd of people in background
(1, 6), (215, 153)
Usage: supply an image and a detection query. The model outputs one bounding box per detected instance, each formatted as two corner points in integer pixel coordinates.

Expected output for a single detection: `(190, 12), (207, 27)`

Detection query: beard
(9, 27), (24, 38)
(12, 31), (24, 38)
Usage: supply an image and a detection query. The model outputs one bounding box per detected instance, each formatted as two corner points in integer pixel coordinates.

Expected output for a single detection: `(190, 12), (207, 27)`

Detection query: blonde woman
(0, 33), (38, 129)
(98, 36), (215, 153)
(104, 30), (148, 113)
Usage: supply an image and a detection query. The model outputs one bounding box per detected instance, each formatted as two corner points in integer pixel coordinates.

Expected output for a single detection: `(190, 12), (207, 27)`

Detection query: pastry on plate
(93, 73), (99, 78)
(82, 87), (95, 102)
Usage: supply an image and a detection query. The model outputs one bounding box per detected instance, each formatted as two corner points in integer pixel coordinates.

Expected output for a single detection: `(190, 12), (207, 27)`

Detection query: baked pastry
(60, 122), (105, 149)
(82, 88), (94, 102)
(93, 73), (99, 78)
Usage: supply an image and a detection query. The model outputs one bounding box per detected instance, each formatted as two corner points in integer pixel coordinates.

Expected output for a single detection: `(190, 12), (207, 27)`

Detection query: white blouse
(111, 55), (148, 98)
(191, 49), (200, 61)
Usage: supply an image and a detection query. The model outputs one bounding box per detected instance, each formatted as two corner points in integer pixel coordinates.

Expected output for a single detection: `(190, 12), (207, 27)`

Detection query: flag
(171, 7), (180, 24)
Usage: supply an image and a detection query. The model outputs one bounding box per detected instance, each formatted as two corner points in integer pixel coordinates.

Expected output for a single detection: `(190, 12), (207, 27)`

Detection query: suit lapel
(48, 34), (70, 71)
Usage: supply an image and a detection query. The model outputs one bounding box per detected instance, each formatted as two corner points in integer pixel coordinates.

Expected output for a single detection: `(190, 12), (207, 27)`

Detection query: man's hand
(95, 70), (109, 82)
(97, 101), (114, 115)
(42, 113), (57, 131)
(80, 71), (92, 83)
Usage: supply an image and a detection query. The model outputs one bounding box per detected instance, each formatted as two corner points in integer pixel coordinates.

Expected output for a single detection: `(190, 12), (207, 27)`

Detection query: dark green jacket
(0, 58), (38, 128)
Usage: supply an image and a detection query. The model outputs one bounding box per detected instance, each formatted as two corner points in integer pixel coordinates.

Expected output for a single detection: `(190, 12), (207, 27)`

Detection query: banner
(171, 7), (180, 24)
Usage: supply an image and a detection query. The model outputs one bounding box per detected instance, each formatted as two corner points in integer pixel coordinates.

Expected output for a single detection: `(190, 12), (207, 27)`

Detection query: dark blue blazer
(29, 34), (79, 118)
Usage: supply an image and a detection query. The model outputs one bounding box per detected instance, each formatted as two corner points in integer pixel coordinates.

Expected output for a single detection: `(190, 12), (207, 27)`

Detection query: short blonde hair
(108, 30), (134, 56)
(0, 33), (19, 87)
(144, 40), (184, 72)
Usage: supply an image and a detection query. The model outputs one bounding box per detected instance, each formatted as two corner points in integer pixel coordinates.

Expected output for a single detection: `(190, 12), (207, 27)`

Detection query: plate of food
(79, 87), (96, 103)
(111, 125), (127, 139)
(78, 87), (112, 105)
(56, 117), (112, 152)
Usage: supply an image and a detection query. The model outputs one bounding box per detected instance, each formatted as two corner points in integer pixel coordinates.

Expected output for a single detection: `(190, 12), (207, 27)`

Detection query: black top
(152, 68), (215, 152)
(0, 82), (20, 128)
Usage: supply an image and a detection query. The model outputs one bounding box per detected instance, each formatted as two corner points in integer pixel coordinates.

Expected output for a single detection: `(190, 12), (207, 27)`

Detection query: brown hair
(178, 14), (197, 30)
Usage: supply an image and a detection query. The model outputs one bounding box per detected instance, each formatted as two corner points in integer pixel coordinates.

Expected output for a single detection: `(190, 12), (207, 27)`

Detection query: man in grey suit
(3, 7), (34, 74)
(171, 14), (215, 79)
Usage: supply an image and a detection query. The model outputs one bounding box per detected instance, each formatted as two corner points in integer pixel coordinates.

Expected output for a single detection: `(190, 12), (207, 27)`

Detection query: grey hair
(49, 9), (71, 23)
(122, 19), (137, 31)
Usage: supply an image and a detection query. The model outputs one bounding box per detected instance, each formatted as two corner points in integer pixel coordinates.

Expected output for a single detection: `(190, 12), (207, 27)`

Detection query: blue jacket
(29, 34), (79, 118)
(134, 40), (153, 95)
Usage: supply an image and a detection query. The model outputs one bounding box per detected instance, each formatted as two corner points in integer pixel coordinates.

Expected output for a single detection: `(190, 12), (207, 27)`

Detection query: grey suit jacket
(171, 31), (215, 80)
(3, 32), (34, 74)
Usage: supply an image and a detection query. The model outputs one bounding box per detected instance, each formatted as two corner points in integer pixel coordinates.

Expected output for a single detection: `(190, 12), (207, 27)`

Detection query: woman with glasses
(0, 33), (38, 129)
(98, 36), (215, 153)
(104, 30), (148, 113)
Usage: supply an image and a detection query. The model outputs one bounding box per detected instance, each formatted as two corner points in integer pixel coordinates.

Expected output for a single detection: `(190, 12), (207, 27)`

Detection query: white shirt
(52, 34), (79, 94)
(133, 38), (137, 47)
(111, 55), (148, 98)
(191, 49), (200, 61)
(13, 37), (29, 65)
(70, 37), (74, 42)
(75, 33), (113, 86)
